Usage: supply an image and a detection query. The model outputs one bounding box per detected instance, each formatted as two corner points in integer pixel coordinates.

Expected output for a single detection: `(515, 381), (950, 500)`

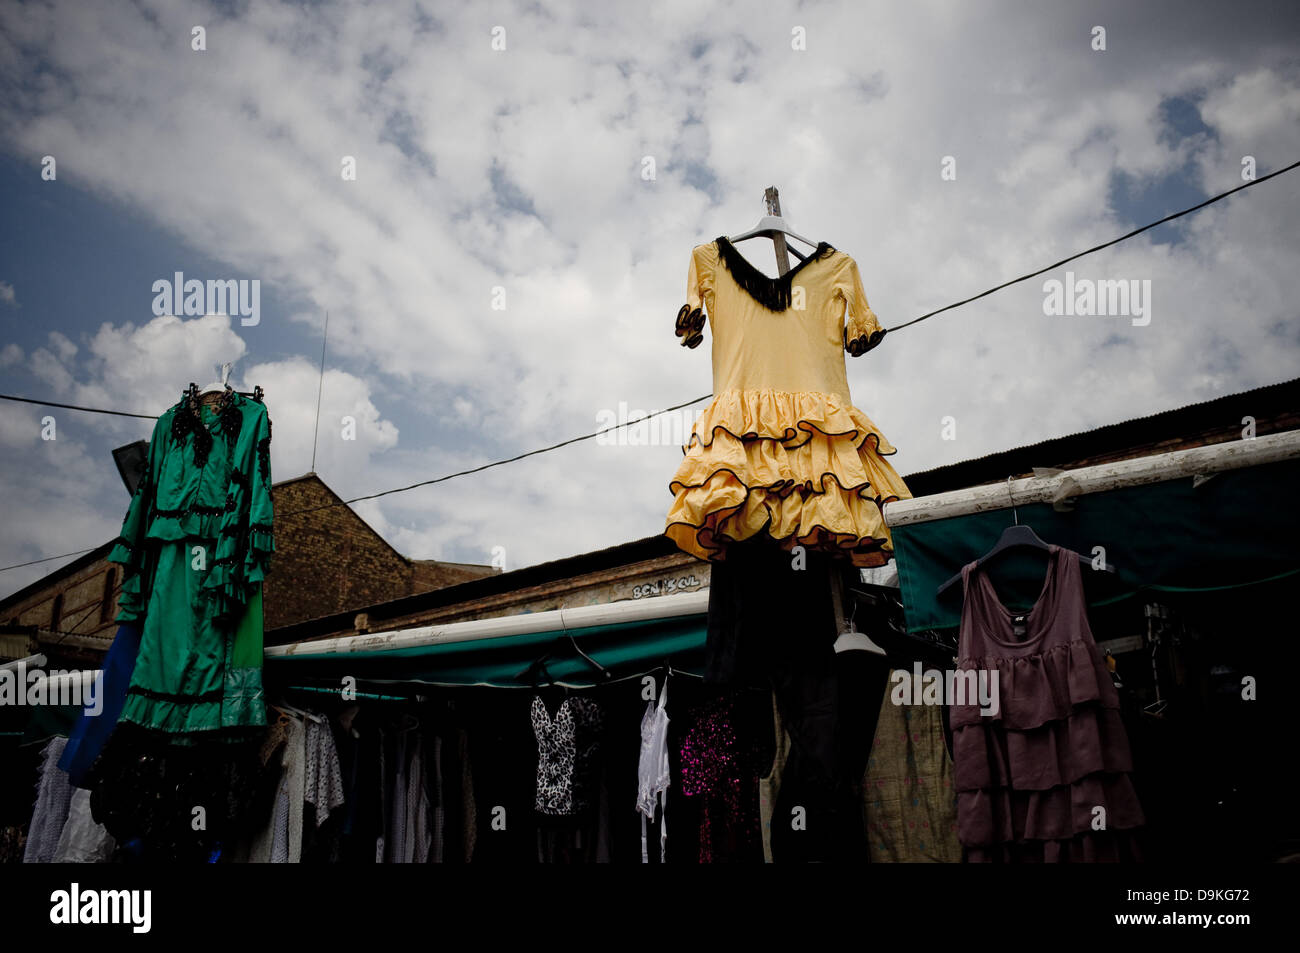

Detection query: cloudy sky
(1, 0), (1298, 598)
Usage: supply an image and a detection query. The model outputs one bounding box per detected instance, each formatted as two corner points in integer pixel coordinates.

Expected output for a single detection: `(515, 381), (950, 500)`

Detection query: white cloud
(0, 0), (1298, 591)
(0, 281), (15, 307)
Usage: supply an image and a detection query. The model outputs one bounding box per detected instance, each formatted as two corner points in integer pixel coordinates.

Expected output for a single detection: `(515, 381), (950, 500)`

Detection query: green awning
(264, 613), (707, 691)
(892, 458), (1300, 632)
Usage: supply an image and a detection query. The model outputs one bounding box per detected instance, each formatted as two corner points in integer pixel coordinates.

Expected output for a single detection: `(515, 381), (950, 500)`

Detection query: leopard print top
(531, 695), (604, 816)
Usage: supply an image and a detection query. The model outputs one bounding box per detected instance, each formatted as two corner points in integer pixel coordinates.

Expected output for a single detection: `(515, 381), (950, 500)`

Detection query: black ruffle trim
(666, 513), (895, 563)
(845, 327), (886, 356)
(714, 236), (836, 312)
(675, 304), (706, 348)
(668, 460), (901, 502)
(683, 422), (898, 456)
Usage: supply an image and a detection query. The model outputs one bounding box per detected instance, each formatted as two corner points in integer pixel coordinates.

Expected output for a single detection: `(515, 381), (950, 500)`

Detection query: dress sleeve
(108, 410), (171, 623)
(674, 244), (712, 349)
(245, 407), (275, 588)
(838, 256), (886, 356)
(205, 401), (275, 622)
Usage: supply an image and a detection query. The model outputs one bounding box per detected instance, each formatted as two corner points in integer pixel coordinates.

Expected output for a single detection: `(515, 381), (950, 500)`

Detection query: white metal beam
(265, 588), (709, 659)
(884, 429), (1300, 527)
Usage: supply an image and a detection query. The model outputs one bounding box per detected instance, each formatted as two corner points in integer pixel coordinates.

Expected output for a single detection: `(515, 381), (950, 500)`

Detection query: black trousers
(706, 542), (890, 862)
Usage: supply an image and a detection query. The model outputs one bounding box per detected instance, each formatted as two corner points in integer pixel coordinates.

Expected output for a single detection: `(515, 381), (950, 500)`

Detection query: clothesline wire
(11, 580), (127, 648)
(1, 158), (1295, 575)
(889, 158), (1300, 332)
(0, 393), (156, 420)
(0, 393), (713, 573)
(278, 393), (713, 518)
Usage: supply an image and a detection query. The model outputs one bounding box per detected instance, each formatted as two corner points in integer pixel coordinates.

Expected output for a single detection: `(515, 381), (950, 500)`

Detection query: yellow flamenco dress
(665, 236), (911, 567)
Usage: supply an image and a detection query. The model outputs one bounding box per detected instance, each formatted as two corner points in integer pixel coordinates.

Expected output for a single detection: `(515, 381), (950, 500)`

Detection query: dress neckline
(973, 545), (1062, 649)
(714, 236), (837, 312)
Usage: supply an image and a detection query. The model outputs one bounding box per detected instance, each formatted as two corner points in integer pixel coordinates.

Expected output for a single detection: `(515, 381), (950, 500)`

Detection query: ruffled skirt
(664, 389), (912, 566)
(951, 639), (1146, 861)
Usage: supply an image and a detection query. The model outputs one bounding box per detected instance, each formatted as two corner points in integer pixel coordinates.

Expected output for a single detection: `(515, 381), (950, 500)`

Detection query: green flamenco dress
(108, 389), (275, 737)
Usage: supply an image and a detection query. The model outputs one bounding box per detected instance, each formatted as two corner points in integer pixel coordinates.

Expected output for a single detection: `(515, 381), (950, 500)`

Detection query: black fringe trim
(667, 462), (895, 500)
(714, 236), (836, 313)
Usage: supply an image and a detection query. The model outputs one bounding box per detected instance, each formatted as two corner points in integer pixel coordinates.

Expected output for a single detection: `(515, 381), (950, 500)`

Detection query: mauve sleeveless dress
(952, 545), (1144, 862)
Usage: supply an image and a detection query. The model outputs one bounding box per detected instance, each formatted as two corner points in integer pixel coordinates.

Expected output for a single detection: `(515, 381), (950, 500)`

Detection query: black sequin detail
(219, 399), (242, 441)
(257, 433), (271, 485)
(86, 723), (268, 863)
(154, 504), (228, 518)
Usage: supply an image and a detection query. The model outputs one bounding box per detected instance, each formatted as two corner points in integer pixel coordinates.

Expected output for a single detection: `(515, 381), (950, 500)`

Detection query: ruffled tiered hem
(957, 771), (1146, 846)
(966, 828), (1144, 863)
(953, 639), (1144, 860)
(665, 389), (911, 566)
(954, 705), (1136, 791)
(951, 638), (1123, 731)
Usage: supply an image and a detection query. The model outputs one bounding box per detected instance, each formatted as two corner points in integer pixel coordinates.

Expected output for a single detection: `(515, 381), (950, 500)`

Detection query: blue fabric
(58, 622), (141, 788)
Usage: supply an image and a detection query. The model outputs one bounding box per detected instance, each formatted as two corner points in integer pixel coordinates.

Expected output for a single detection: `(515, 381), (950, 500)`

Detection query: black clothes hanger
(521, 655), (569, 716)
(518, 634), (611, 688)
(184, 381), (265, 405)
(936, 476), (1115, 598)
(847, 584), (958, 666)
(567, 634), (611, 681)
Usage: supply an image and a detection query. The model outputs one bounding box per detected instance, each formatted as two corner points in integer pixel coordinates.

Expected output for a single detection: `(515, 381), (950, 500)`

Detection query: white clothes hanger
(832, 577), (887, 656)
(728, 213), (819, 251)
(200, 361), (234, 396)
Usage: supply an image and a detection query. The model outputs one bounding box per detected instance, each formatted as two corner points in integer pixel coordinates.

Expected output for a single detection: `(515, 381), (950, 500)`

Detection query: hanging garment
(303, 716), (344, 826)
(58, 621), (141, 789)
(23, 737), (73, 863)
(0, 827), (25, 864)
(434, 724), (475, 864)
(304, 716), (345, 828)
(457, 729), (477, 863)
(952, 545), (1145, 862)
(337, 716), (384, 864)
(758, 691), (790, 864)
(404, 733), (432, 864)
(705, 541), (870, 861)
(678, 695), (764, 863)
(88, 722), (265, 862)
(249, 714), (305, 863)
(428, 734), (444, 863)
(108, 389), (274, 736)
(635, 681), (671, 863)
(385, 724), (409, 863)
(862, 669), (961, 863)
(665, 237), (912, 567)
(531, 695), (605, 817)
(53, 788), (115, 863)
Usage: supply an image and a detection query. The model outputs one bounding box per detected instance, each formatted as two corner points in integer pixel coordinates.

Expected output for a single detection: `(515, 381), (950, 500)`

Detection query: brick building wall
(264, 475), (418, 628)
(0, 473), (496, 664)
